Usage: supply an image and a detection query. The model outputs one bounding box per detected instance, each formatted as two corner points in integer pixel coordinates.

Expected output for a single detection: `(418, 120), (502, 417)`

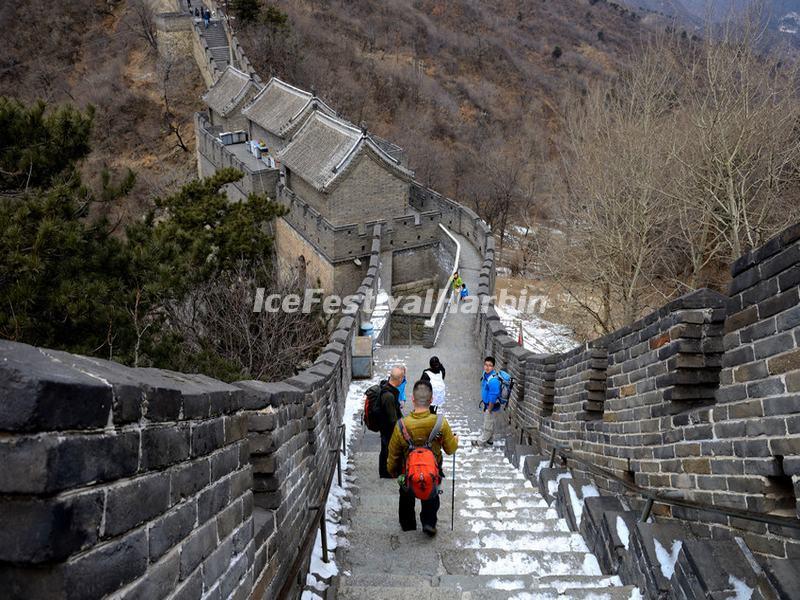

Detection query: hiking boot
(422, 524), (437, 537)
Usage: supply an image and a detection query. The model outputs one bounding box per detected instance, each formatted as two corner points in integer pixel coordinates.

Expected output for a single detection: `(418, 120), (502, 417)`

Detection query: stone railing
(0, 227), (383, 599)
(475, 222), (800, 563)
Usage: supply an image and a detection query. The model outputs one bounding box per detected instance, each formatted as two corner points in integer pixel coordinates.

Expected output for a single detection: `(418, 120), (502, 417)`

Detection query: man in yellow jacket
(387, 380), (459, 536)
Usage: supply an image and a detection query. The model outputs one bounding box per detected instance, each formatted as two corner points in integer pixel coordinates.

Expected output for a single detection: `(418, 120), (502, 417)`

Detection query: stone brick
(170, 458), (211, 504)
(732, 360), (768, 383)
(141, 426), (190, 471)
(211, 444), (241, 480)
(216, 499), (243, 541)
(171, 569), (202, 600)
(198, 478), (231, 522)
(0, 340), (113, 432)
(105, 473), (170, 538)
(120, 548), (180, 600)
(767, 349), (800, 375)
(760, 287), (800, 319)
(202, 537), (233, 589)
(179, 520), (217, 580)
(754, 333), (795, 360)
(788, 371), (800, 392)
(190, 420), (225, 457)
(0, 431), (139, 495)
(777, 305), (800, 332)
(746, 378), (785, 399)
(65, 528), (148, 599)
(0, 490), (104, 563)
(724, 305), (758, 333)
(148, 500), (197, 562)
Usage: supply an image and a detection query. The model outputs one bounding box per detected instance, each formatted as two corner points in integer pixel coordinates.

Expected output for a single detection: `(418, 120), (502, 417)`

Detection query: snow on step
(440, 548), (602, 577)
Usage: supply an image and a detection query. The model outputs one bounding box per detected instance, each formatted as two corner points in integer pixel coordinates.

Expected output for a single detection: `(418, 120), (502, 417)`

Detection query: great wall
(0, 2), (798, 599)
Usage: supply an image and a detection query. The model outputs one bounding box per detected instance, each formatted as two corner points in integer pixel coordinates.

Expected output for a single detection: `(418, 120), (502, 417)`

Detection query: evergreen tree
(0, 99), (290, 379)
(0, 97), (94, 192)
(232, 0), (261, 24)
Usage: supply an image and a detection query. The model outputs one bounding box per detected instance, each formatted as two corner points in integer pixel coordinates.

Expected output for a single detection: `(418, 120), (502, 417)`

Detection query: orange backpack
(397, 414), (444, 501)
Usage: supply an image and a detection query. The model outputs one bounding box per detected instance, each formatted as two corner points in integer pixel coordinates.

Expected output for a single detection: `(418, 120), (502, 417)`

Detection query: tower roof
(277, 111), (413, 192)
(242, 77), (335, 139)
(202, 66), (261, 118)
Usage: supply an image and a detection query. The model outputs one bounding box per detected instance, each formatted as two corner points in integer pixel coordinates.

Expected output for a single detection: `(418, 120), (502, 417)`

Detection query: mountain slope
(239, 0), (650, 201)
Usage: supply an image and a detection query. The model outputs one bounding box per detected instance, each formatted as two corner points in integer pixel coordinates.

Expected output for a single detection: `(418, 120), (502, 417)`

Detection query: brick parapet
(476, 222), (800, 559)
(0, 227), (382, 599)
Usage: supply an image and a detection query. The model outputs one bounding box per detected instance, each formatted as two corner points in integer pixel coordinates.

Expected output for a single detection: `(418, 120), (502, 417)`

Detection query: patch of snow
(487, 578), (525, 590)
(547, 472), (573, 496)
(582, 553), (602, 575)
(495, 302), (575, 354)
(567, 483), (599, 528)
(653, 538), (683, 581)
(479, 552), (542, 575)
(534, 459), (549, 481)
(628, 588), (643, 600)
(300, 592), (322, 600)
(728, 575), (754, 600)
(616, 515), (630, 551)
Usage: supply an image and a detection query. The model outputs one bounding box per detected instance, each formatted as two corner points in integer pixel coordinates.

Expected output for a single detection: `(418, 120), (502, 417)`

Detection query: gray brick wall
(329, 152), (410, 225)
(478, 222), (800, 560)
(0, 344), (256, 600)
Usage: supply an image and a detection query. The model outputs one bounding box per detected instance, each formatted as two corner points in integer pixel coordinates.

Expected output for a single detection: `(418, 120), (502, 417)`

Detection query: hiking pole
(450, 452), (456, 531)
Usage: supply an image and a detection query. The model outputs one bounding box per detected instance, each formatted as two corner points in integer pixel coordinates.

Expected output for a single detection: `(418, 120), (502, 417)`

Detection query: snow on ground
(495, 303), (576, 354)
(547, 472), (573, 496)
(653, 538), (683, 580)
(616, 515), (630, 551)
(728, 575), (754, 600)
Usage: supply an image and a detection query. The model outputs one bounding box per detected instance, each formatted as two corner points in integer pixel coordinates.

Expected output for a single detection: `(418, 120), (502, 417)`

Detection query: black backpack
(363, 381), (387, 432)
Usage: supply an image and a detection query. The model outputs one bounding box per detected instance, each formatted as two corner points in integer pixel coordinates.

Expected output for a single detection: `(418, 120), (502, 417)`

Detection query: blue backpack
(497, 370), (514, 406)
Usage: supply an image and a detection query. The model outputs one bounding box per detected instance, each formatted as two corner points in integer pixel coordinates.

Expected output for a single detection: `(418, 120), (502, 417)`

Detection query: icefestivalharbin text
(251, 287), (548, 315)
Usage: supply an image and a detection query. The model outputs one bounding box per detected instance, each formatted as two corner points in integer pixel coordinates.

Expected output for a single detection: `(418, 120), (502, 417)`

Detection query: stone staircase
(334, 231), (636, 599)
(338, 439), (638, 599)
(199, 19), (231, 72)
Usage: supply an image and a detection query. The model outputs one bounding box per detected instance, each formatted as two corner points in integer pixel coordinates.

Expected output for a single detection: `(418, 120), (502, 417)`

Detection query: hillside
(238, 0), (650, 204)
(0, 0), (203, 219)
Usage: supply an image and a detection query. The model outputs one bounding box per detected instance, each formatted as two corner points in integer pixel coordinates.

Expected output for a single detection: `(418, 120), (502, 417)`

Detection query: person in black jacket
(378, 367), (404, 478)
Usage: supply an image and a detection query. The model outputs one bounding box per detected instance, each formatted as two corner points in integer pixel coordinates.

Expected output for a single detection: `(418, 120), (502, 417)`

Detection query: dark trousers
(379, 431), (392, 478)
(399, 486), (440, 531)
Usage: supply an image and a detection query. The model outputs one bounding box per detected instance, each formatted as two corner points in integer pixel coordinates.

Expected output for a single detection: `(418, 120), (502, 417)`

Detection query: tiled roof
(202, 66), (260, 118)
(277, 111), (413, 191)
(241, 77), (335, 138)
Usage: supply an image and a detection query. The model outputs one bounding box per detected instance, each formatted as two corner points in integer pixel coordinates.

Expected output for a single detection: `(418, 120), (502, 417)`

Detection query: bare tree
(158, 59), (190, 152)
(167, 259), (330, 381)
(127, 0), (158, 52)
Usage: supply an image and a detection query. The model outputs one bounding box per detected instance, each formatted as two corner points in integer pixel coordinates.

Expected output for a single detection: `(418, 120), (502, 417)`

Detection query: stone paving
(336, 234), (637, 599)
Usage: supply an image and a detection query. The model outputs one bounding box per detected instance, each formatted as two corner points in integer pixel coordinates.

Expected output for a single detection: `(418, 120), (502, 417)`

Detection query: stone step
(462, 517), (569, 533)
(440, 548), (603, 577)
(463, 585), (641, 599)
(337, 584), (639, 600)
(337, 586), (457, 600)
(437, 573), (624, 592)
(457, 506), (554, 521)
(343, 528), (589, 552)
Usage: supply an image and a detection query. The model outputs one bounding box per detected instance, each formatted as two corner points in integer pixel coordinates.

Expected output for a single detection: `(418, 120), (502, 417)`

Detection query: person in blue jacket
(472, 356), (502, 446)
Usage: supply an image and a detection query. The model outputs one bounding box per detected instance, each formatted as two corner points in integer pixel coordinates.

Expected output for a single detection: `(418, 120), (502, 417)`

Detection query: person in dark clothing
(378, 367), (404, 478)
(420, 356), (446, 414)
